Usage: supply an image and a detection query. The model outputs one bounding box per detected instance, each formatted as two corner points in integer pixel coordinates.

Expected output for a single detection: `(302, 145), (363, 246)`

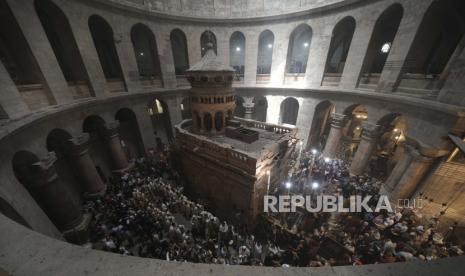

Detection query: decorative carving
(68, 134), (91, 156)
(361, 122), (381, 140)
(30, 152), (58, 188)
(104, 121), (121, 139)
(330, 113), (347, 128)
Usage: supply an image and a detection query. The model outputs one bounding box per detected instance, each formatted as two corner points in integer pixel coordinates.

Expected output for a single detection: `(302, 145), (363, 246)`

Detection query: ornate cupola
(186, 43), (236, 135)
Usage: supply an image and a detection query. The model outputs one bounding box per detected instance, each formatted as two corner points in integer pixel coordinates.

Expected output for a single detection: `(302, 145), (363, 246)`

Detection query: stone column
(339, 17), (376, 90)
(112, 22), (141, 92)
(68, 134), (106, 197)
(269, 28), (289, 86)
(242, 97), (255, 120)
(29, 153), (83, 231)
(199, 115), (205, 133)
(63, 6), (106, 98)
(323, 113), (347, 158)
(188, 28), (202, 67)
(349, 122), (380, 175)
(384, 145), (435, 200)
(104, 122), (130, 171)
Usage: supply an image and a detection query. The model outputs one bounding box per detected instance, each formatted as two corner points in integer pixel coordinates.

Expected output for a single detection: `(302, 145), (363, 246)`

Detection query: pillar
(0, 61), (30, 119)
(64, 7), (106, 97)
(216, 29), (229, 67)
(154, 28), (177, 89)
(113, 22), (141, 92)
(339, 17), (376, 90)
(68, 134), (106, 197)
(349, 122), (380, 175)
(384, 145), (434, 200)
(188, 28), (202, 67)
(323, 113), (347, 158)
(242, 97), (255, 120)
(29, 153), (83, 231)
(199, 115), (205, 133)
(244, 31), (258, 86)
(104, 122), (130, 171)
(269, 28), (289, 86)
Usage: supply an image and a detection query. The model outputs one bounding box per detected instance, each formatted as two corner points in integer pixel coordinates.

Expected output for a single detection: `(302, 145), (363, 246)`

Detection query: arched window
(131, 24), (162, 86)
(230, 31), (246, 81)
(170, 29), (189, 75)
(286, 25), (312, 74)
(88, 15), (126, 92)
(279, 97), (299, 125)
(200, 31), (217, 57)
(324, 17), (356, 76)
(35, 0), (89, 92)
(403, 0), (465, 76)
(257, 30), (274, 77)
(0, 0), (51, 109)
(358, 4), (403, 88)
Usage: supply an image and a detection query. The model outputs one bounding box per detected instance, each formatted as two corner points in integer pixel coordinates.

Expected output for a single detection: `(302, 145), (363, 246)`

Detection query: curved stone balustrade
(1, 214), (465, 275)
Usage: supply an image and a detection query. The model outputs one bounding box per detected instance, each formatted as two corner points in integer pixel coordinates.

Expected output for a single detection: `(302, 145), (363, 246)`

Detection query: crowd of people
(267, 150), (464, 265)
(84, 148), (463, 267)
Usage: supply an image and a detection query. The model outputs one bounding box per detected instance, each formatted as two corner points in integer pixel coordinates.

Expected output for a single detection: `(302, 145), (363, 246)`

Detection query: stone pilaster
(63, 7), (106, 98)
(154, 28), (177, 89)
(68, 134), (106, 197)
(7, 0), (73, 104)
(244, 31), (258, 86)
(242, 97), (255, 120)
(305, 22), (332, 88)
(29, 153), (83, 231)
(349, 122), (380, 175)
(104, 121), (130, 171)
(0, 61), (30, 119)
(322, 113), (347, 158)
(339, 17), (376, 90)
(112, 22), (140, 92)
(269, 28), (289, 86)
